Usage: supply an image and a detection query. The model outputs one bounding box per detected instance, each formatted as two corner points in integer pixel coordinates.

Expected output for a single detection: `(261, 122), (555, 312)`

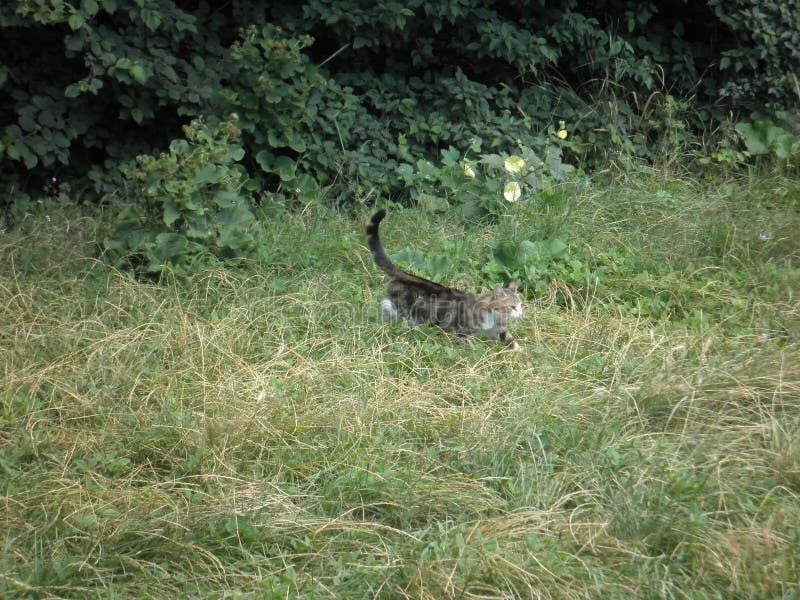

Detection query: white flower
(504, 155), (525, 174)
(503, 181), (522, 202)
(462, 162), (476, 179)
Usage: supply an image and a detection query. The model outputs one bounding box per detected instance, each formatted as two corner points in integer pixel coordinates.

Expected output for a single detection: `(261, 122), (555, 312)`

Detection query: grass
(1, 171), (799, 598)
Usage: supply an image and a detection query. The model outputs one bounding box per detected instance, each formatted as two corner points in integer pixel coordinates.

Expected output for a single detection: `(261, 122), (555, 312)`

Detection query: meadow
(2, 170), (799, 598)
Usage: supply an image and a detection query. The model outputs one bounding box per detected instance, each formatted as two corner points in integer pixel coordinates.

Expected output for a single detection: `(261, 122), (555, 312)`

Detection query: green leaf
(162, 200), (181, 227)
(392, 248), (435, 277)
(195, 164), (223, 185)
(440, 146), (461, 167)
(547, 238), (568, 257)
(773, 135), (793, 160)
(129, 64), (148, 84)
(763, 122), (793, 159)
(23, 149), (39, 169)
(214, 189), (244, 208)
(227, 146), (245, 162)
(19, 112), (37, 132)
(68, 13), (85, 30)
(492, 241), (518, 269)
(735, 122), (768, 155)
(255, 149), (274, 172)
(267, 129), (285, 147)
(169, 139), (190, 155)
(516, 240), (543, 263)
(287, 135), (307, 153)
(523, 173), (541, 189)
(216, 204), (255, 228)
(218, 226), (254, 251)
(186, 215), (213, 240)
(8, 139), (38, 169)
(273, 155), (297, 181)
(544, 146), (573, 180)
(83, 0), (99, 17)
(38, 110), (58, 128)
(142, 9), (162, 31)
(292, 174), (320, 200)
(397, 163), (415, 184)
(415, 159), (438, 178)
(479, 153), (505, 170)
(104, 223), (147, 254)
(148, 233), (188, 264)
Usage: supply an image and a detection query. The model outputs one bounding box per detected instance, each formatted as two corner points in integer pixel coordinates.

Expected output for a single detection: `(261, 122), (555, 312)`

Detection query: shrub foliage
(104, 117), (260, 275)
(2, 1), (798, 219)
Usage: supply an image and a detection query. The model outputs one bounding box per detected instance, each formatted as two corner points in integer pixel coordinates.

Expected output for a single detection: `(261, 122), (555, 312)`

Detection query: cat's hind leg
(379, 298), (400, 322)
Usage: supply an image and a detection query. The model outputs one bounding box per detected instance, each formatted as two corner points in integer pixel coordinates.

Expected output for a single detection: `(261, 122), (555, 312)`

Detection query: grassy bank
(1, 171), (799, 598)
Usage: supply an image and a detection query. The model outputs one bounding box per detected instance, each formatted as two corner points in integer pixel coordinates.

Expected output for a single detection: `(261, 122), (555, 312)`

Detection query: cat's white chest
(480, 312), (508, 339)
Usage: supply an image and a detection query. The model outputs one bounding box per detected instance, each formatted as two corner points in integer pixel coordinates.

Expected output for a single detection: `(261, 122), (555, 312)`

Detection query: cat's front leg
(498, 329), (522, 351)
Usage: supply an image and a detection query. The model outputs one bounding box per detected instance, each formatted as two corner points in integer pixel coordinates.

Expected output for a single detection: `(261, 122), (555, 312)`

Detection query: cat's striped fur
(367, 210), (523, 349)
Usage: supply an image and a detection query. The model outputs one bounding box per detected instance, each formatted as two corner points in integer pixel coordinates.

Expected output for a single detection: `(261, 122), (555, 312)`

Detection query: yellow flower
(462, 162), (476, 179)
(504, 155), (525, 174)
(557, 129), (568, 140)
(503, 181), (522, 202)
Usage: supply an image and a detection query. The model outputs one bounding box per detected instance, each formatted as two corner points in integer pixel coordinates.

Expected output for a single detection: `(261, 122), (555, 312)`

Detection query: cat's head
(490, 281), (524, 321)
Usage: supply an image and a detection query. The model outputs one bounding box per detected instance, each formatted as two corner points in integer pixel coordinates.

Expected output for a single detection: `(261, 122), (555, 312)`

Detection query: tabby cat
(367, 210), (523, 349)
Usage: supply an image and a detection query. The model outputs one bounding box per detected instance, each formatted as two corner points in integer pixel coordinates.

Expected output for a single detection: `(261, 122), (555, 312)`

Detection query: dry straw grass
(1, 181), (798, 598)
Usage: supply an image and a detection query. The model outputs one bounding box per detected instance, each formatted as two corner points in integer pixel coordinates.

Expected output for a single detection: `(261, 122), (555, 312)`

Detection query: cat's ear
(507, 281), (518, 292)
(492, 286), (503, 298)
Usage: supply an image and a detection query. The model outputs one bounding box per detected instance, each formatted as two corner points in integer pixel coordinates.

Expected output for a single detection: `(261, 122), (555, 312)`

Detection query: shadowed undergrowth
(1, 173), (799, 598)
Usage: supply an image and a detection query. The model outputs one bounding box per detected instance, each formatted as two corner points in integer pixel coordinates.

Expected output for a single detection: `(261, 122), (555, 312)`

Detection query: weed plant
(1, 172), (798, 598)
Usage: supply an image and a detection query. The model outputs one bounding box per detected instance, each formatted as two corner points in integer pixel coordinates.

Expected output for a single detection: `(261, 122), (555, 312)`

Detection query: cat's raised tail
(367, 210), (404, 278)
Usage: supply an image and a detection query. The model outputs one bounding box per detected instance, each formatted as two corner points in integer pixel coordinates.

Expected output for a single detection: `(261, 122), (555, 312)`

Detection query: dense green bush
(104, 117), (260, 276)
(709, 0), (800, 112)
(0, 0), (222, 189)
(273, 0), (722, 166)
(219, 24), (364, 202)
(2, 0), (798, 223)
